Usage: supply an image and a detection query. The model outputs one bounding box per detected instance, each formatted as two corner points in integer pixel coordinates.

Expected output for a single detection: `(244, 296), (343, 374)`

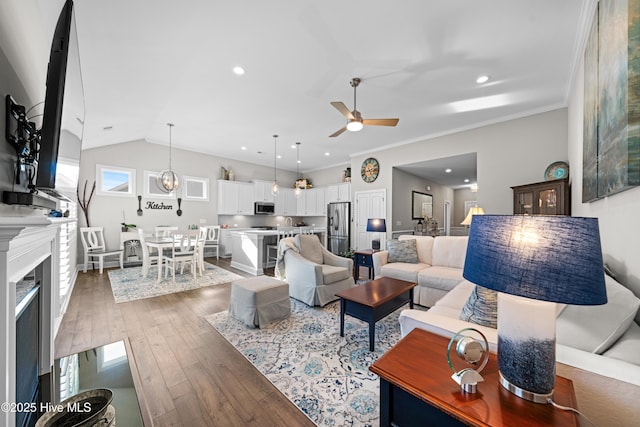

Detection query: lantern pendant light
(294, 142), (302, 198)
(271, 134), (279, 196)
(157, 123), (180, 193)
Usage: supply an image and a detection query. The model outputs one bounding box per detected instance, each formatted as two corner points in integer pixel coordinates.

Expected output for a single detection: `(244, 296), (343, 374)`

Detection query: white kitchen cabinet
(296, 188), (326, 216)
(254, 180), (275, 203)
(327, 182), (351, 202)
(218, 180), (254, 214)
(275, 187), (296, 215)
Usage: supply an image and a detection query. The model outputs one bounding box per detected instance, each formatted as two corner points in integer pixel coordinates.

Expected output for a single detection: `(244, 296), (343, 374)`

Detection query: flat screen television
(36, 0), (84, 192)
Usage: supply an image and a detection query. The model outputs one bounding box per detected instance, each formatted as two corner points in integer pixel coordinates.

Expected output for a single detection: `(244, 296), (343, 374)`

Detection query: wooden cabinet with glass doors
(511, 178), (570, 215)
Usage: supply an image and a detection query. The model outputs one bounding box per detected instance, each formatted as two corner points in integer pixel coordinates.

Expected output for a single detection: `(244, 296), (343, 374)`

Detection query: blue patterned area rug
(107, 262), (243, 303)
(205, 298), (420, 426)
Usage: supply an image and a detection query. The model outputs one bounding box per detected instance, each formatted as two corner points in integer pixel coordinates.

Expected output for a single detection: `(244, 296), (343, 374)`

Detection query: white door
(355, 189), (386, 250)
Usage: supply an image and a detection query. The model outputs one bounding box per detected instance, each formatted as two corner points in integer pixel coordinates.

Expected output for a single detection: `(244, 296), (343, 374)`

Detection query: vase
(229, 169), (235, 181)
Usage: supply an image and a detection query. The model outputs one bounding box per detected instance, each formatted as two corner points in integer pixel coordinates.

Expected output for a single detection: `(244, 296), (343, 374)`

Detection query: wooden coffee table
(336, 277), (416, 351)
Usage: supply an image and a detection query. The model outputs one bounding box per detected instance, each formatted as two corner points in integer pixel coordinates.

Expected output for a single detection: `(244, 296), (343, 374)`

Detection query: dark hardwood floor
(54, 259), (315, 426)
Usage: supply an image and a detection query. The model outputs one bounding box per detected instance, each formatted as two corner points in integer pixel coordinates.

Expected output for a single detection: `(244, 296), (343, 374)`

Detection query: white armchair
(278, 234), (354, 306)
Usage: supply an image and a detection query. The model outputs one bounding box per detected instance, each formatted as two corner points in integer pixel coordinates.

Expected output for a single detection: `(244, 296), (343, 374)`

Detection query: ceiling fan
(329, 77), (399, 137)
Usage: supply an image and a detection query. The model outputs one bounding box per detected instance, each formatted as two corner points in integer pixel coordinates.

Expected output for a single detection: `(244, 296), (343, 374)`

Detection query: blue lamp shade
(366, 218), (387, 233)
(463, 215), (607, 306)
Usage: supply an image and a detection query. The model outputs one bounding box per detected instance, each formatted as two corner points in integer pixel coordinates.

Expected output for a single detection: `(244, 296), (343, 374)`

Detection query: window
(96, 165), (135, 197)
(144, 170), (176, 199)
(183, 175), (209, 201)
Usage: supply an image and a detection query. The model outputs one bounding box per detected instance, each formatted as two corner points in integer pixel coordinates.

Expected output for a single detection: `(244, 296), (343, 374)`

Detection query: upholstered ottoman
(229, 276), (291, 328)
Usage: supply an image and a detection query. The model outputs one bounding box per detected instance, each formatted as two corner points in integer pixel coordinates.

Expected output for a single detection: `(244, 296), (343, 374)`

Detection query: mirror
(412, 190), (433, 219)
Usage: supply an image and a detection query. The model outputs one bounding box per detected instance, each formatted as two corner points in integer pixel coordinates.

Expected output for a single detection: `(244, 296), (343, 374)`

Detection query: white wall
(348, 109), (568, 244)
(567, 55), (640, 301)
(78, 139), (301, 251)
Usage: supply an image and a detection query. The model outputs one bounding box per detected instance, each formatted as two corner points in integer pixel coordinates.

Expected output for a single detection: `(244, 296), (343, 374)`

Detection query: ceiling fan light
(347, 120), (363, 132)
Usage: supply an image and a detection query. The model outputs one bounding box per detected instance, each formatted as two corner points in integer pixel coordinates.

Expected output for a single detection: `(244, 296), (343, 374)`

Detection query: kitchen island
(230, 228), (325, 275)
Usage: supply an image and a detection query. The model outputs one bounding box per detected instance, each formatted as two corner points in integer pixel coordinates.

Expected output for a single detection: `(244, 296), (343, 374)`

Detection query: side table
(369, 328), (580, 427)
(353, 249), (377, 280)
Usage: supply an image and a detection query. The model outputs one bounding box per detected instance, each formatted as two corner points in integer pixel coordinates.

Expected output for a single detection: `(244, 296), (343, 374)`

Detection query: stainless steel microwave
(254, 201), (275, 215)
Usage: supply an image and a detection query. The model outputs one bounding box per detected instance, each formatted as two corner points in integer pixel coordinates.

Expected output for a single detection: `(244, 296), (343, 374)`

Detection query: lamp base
(498, 372), (552, 404)
(372, 239), (380, 250)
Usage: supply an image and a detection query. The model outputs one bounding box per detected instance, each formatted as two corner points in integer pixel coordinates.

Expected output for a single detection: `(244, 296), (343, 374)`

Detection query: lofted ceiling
(59, 0), (591, 174)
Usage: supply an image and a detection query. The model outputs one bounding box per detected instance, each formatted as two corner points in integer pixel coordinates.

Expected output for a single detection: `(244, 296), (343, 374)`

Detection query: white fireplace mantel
(0, 216), (72, 427)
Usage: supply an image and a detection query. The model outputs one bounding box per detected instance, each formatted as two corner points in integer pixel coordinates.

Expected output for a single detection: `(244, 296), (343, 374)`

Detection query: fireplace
(0, 217), (69, 427)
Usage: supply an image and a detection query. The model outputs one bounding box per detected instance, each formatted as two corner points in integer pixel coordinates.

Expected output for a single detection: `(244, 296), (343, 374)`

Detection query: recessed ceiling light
(241, 146), (247, 150)
(233, 66), (245, 75)
(464, 179), (470, 183)
(277, 155), (282, 159)
(291, 145), (296, 149)
(297, 160), (301, 164)
(476, 75), (490, 84)
(325, 152), (330, 156)
(445, 168), (452, 173)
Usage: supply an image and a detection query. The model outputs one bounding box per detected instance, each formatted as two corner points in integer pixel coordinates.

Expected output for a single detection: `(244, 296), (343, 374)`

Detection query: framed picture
(96, 165), (135, 197)
(183, 175), (209, 201)
(143, 170), (176, 199)
(583, 0), (640, 202)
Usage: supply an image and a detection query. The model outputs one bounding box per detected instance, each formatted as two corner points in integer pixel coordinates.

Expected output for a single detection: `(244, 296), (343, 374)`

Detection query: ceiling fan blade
(329, 126), (348, 138)
(363, 118), (399, 127)
(331, 102), (355, 120)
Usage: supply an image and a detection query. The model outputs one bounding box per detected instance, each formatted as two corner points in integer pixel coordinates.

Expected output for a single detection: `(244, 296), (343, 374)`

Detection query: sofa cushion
(433, 280), (475, 311)
(417, 266), (464, 292)
(321, 264), (350, 284)
(602, 322), (640, 365)
(459, 285), (498, 328)
(399, 235), (434, 265)
(431, 236), (468, 268)
(380, 263), (429, 283)
(295, 234), (323, 265)
(556, 275), (640, 354)
(387, 239), (419, 263)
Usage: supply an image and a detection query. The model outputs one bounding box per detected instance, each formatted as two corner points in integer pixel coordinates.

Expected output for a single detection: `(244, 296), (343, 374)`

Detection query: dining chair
(155, 226), (178, 238)
(196, 226), (209, 275)
(163, 233), (198, 282)
(267, 227), (295, 265)
(79, 227), (123, 274)
(137, 228), (160, 278)
(203, 225), (221, 260)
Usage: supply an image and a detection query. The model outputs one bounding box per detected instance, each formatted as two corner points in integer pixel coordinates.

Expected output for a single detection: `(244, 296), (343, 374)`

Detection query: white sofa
(372, 235), (468, 306)
(399, 277), (640, 387)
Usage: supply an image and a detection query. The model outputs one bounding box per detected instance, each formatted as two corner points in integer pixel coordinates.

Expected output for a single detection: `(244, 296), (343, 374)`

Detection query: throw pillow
(387, 239), (419, 263)
(459, 285), (498, 328)
(556, 274), (640, 354)
(295, 234), (323, 265)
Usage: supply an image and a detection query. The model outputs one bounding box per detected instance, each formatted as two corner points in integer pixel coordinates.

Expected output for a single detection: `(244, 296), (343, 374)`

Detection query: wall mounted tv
(37, 0), (84, 192)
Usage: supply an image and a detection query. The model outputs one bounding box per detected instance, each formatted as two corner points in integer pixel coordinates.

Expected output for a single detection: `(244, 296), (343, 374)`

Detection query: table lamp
(462, 215), (607, 403)
(366, 218), (386, 250)
(461, 206), (484, 226)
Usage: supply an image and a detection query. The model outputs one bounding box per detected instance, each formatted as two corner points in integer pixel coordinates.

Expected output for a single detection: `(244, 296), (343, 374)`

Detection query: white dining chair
(137, 228), (160, 278)
(163, 233), (198, 282)
(80, 227), (123, 274)
(202, 225), (221, 260)
(267, 227), (295, 265)
(196, 226), (209, 275)
(155, 226), (178, 238)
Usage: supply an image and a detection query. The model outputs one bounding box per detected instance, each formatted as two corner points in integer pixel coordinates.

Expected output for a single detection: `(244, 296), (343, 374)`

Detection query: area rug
(108, 262), (243, 303)
(205, 298), (423, 426)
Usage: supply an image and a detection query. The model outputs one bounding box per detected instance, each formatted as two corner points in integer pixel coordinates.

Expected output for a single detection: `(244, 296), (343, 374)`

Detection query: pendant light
(271, 134), (279, 196)
(294, 142), (302, 198)
(157, 123), (180, 193)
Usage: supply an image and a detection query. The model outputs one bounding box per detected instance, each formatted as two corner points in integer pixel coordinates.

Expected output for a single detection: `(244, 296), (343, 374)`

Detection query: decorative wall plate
(361, 157), (380, 183)
(544, 161), (569, 181)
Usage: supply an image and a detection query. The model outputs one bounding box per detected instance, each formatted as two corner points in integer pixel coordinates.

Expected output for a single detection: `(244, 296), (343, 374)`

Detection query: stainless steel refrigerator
(327, 202), (351, 255)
